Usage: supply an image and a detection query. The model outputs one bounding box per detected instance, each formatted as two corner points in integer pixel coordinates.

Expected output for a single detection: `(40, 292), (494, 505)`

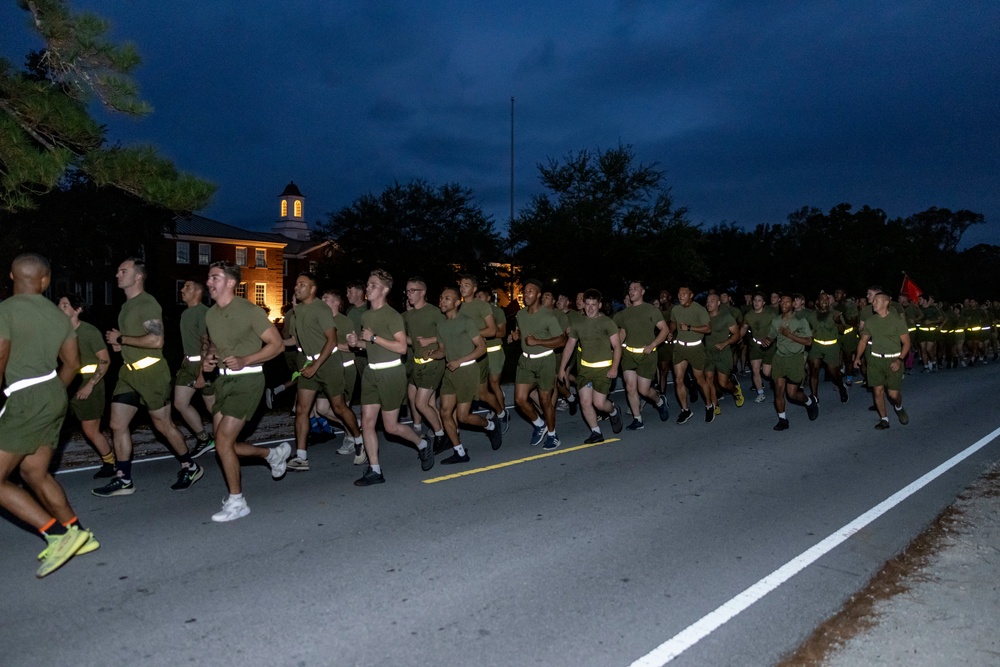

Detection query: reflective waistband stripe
(304, 353), (320, 361)
(907, 327), (917, 332)
(458, 359), (476, 367)
(522, 350), (554, 359)
(79, 364), (99, 374)
(624, 345), (646, 354)
(414, 357), (436, 365)
(813, 339), (838, 346)
(870, 351), (901, 358)
(675, 339), (702, 347)
(369, 359), (403, 370)
(953, 328), (965, 333)
(580, 359), (613, 368)
(842, 327), (855, 334)
(752, 338), (765, 345)
(185, 355), (202, 362)
(219, 365), (263, 375)
(486, 345), (503, 353)
(343, 359), (355, 368)
(968, 326), (983, 332)
(125, 357), (160, 371)
(4, 370), (57, 396)
(917, 326), (937, 331)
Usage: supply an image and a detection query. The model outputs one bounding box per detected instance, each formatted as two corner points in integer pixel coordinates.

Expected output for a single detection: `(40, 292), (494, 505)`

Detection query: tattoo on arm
(144, 319), (164, 337)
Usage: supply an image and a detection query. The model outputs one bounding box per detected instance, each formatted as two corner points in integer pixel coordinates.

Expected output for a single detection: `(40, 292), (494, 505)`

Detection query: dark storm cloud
(2, 0), (998, 245)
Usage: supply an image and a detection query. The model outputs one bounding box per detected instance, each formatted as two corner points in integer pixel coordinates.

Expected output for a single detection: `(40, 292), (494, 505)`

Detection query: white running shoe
(336, 436), (356, 455)
(754, 393), (766, 403)
(286, 456), (310, 471)
(211, 496), (250, 522)
(267, 442), (292, 478)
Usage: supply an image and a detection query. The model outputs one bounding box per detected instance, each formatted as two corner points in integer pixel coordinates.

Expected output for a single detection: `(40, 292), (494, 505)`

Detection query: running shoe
(286, 456), (310, 472)
(705, 406), (716, 423)
(433, 433), (450, 455)
(39, 529), (99, 561)
(568, 396), (579, 416)
(754, 393), (766, 403)
(419, 442), (434, 471)
(354, 466), (385, 486)
(773, 418), (790, 431)
(609, 404), (623, 434)
(36, 525), (90, 578)
(556, 398), (569, 412)
(626, 418), (644, 431)
(487, 415), (503, 450)
(806, 399), (819, 421)
(875, 420), (890, 430)
(734, 385), (745, 408)
(529, 424), (546, 446)
(264, 388), (274, 410)
(714, 404), (722, 416)
(190, 438), (216, 459)
(92, 477), (134, 497)
(542, 433), (561, 451)
(337, 436), (356, 455)
(895, 407), (910, 425)
(657, 395), (670, 421)
(211, 496), (251, 522)
(170, 464), (204, 490)
(676, 409), (693, 425)
(584, 431), (604, 444)
(441, 451), (470, 465)
(353, 442), (368, 466)
(500, 409), (511, 434)
(839, 384), (849, 403)
(93, 462), (116, 479)
(266, 442), (292, 479)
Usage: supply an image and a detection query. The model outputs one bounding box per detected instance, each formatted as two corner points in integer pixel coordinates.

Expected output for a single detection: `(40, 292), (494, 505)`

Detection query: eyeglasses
(405, 288), (425, 293)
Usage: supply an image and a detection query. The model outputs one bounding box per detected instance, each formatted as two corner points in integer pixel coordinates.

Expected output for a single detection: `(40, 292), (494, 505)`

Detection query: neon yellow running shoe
(734, 385), (745, 408)
(36, 525), (89, 578)
(39, 529), (99, 560)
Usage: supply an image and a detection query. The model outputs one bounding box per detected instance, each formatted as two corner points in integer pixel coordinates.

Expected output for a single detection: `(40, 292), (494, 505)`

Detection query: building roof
(280, 181), (304, 197)
(172, 214), (284, 244)
(259, 232), (332, 257)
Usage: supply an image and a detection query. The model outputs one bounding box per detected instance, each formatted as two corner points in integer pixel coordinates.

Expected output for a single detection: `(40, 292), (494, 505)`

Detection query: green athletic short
(211, 374), (264, 421)
(771, 352), (805, 385)
(69, 379), (105, 422)
(440, 363), (480, 403)
(808, 343), (840, 366)
(672, 342), (706, 371)
(486, 345), (505, 376)
(0, 378), (67, 455)
(577, 363), (613, 395)
(867, 355), (903, 390)
(409, 359), (445, 391)
(360, 363), (407, 411)
(515, 353), (557, 391)
(704, 345), (733, 374)
(621, 348), (657, 379)
(299, 355), (347, 398)
(113, 360), (171, 410)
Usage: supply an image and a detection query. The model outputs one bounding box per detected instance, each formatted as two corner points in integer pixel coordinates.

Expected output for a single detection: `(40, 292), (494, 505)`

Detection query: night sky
(4, 1), (999, 246)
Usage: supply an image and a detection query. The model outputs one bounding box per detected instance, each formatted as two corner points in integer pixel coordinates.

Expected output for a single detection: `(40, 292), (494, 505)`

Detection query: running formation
(3, 251), (999, 577)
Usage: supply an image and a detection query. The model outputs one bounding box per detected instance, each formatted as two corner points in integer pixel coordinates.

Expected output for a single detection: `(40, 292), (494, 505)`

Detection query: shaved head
(10, 253), (51, 295)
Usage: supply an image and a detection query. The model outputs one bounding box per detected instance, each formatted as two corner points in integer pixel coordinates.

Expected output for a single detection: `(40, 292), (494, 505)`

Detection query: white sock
(453, 444), (466, 456)
(417, 438), (428, 450)
(296, 449), (307, 460)
(229, 493), (243, 502)
(434, 430), (445, 437)
(273, 385), (284, 396)
(778, 411), (787, 419)
(485, 420), (495, 431)
(371, 464), (381, 474)
(532, 417), (545, 428)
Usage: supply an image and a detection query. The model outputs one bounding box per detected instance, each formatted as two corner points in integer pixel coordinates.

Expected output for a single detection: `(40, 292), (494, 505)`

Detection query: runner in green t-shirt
(741, 292), (774, 403)
(668, 286), (713, 424)
(761, 294), (819, 431)
(559, 289), (623, 444)
(458, 275), (506, 423)
(614, 281), (670, 430)
(704, 293), (745, 417)
(513, 279), (567, 451)
(855, 292), (911, 429)
(320, 289), (366, 463)
(173, 280), (215, 459)
(93, 258), (203, 498)
(403, 278), (446, 451)
(1, 253), (95, 578)
(478, 288), (511, 431)
(347, 270), (432, 486)
(807, 292), (849, 403)
(58, 293), (115, 477)
(430, 288), (502, 463)
(202, 261), (288, 522)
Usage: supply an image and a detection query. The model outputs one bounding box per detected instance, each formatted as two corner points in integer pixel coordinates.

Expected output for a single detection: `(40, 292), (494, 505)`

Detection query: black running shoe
(93, 462), (116, 479)
(874, 420), (890, 430)
(609, 405), (623, 434)
(170, 464), (203, 491)
(432, 433), (449, 455)
(419, 444), (434, 471)
(584, 431), (604, 444)
(705, 406), (715, 423)
(487, 415), (503, 450)
(806, 399), (819, 421)
(657, 396), (670, 422)
(839, 384), (848, 403)
(676, 409), (693, 425)
(625, 418), (644, 431)
(354, 466), (386, 486)
(190, 438), (215, 459)
(773, 418), (790, 431)
(441, 451), (470, 465)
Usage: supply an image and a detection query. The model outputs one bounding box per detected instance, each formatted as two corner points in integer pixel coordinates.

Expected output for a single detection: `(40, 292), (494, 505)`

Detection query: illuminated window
(235, 247), (247, 266)
(281, 200), (288, 217)
(293, 200), (302, 217)
(254, 283), (266, 307)
(176, 242), (190, 264)
(236, 282), (247, 298)
(255, 249), (266, 267)
(198, 243), (211, 265)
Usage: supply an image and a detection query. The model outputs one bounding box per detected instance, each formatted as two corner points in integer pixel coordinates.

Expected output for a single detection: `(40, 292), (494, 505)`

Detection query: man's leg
(414, 386), (443, 433)
(109, 401), (139, 465)
(623, 370), (641, 418)
(148, 404), (192, 459)
(579, 385), (598, 429)
(329, 394), (362, 438)
(0, 450), (54, 528)
(440, 394), (461, 447)
(673, 360), (691, 410)
(173, 385), (205, 438)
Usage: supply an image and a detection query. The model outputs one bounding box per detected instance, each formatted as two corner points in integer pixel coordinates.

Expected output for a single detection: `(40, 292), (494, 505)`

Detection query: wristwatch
(369, 334), (377, 344)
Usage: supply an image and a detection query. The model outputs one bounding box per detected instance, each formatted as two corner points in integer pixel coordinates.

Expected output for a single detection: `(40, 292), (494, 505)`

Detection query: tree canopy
(0, 0), (214, 212)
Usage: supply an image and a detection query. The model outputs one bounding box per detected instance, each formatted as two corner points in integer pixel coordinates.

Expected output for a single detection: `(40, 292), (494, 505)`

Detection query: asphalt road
(2, 365), (998, 666)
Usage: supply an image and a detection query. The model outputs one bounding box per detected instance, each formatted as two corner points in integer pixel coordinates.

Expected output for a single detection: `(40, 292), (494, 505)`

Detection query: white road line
(629, 424), (1000, 667)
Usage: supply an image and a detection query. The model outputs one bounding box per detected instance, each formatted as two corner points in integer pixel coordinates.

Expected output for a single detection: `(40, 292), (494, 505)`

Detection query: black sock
(116, 461), (132, 481)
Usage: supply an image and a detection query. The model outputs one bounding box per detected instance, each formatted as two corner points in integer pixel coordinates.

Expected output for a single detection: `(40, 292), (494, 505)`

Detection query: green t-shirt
(332, 312), (356, 363)
(0, 294), (75, 384)
(119, 291), (164, 365)
(458, 298), (494, 337)
(205, 297), (273, 360)
(436, 314), (480, 362)
(614, 302), (665, 347)
(670, 302), (710, 344)
(569, 313), (618, 363)
(179, 303), (208, 356)
(768, 313), (812, 356)
(837, 300), (859, 325)
(743, 309), (773, 344)
(487, 304), (506, 346)
(903, 304), (922, 328)
(361, 305), (405, 364)
(552, 307), (569, 334)
(920, 304), (945, 327)
(295, 299), (336, 357)
(515, 308), (564, 354)
(864, 311), (909, 355)
(403, 304), (445, 359)
(811, 309), (842, 342)
(706, 311), (737, 348)
(76, 321), (106, 369)
(346, 303), (367, 334)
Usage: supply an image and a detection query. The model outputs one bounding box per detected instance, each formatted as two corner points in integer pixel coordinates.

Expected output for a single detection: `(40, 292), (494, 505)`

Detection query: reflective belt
(917, 326), (937, 332)
(79, 364), (98, 374)
(343, 359), (355, 368)
(4, 370), (57, 397)
(675, 339), (702, 347)
(624, 345), (646, 354)
(458, 359), (476, 367)
(486, 345), (503, 353)
(125, 356), (160, 371)
(304, 353), (320, 361)
(185, 355), (202, 362)
(522, 350), (554, 359)
(906, 327), (917, 332)
(580, 359), (613, 368)
(953, 328), (965, 334)
(870, 351), (901, 359)
(813, 339), (838, 346)
(219, 365), (263, 375)
(842, 327), (855, 334)
(414, 357), (435, 365)
(968, 326), (983, 332)
(369, 359), (403, 370)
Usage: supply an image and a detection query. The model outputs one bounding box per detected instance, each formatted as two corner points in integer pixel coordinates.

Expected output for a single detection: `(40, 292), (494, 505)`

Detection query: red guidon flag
(901, 274), (923, 301)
